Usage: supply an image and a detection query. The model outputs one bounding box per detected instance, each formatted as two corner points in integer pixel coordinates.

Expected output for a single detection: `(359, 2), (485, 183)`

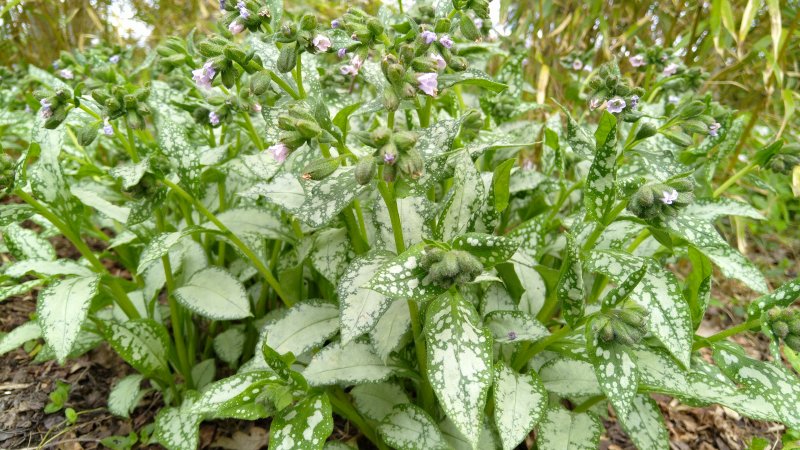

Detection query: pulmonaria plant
(2, 2), (800, 450)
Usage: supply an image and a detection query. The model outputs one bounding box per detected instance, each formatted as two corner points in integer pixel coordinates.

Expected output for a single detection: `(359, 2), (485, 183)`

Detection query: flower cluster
(354, 126), (423, 182)
(90, 84), (151, 129)
(587, 61), (645, 117)
(419, 247), (484, 289)
(627, 177), (695, 220)
(593, 303), (649, 345)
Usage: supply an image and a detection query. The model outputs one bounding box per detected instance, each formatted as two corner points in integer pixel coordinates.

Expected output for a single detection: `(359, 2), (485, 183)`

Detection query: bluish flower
(337, 48), (347, 58)
(572, 60), (583, 71)
(109, 54), (121, 64)
(431, 53), (446, 70)
(606, 97), (626, 113)
(229, 20), (245, 34)
(313, 35), (332, 52)
(630, 95), (640, 109)
(629, 54), (646, 67)
(340, 54), (363, 76)
(331, 19), (340, 29)
(209, 111), (220, 126)
(103, 117), (114, 136)
(663, 63), (678, 76)
(660, 189), (679, 205)
(237, 1), (250, 19)
(268, 143), (290, 162)
(383, 153), (396, 164)
(438, 35), (454, 49)
(59, 69), (74, 80)
(417, 72), (438, 96)
(708, 122), (721, 137)
(40, 99), (53, 119)
(192, 61), (216, 90)
(420, 30), (437, 44)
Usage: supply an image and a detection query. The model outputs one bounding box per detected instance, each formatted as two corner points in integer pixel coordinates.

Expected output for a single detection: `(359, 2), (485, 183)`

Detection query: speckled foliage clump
(1, 0), (799, 449)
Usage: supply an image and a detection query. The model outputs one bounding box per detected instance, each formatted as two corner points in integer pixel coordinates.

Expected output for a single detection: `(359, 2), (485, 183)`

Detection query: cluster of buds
(451, 0), (491, 19)
(196, 35), (262, 89)
(221, 0), (273, 35)
(768, 309), (800, 352)
(458, 109), (484, 141)
(336, 9), (386, 47)
(354, 127), (422, 183)
(587, 62), (645, 117)
(419, 247), (484, 289)
(91, 85), (151, 129)
(35, 89), (73, 129)
(627, 41), (670, 71)
(482, 94), (517, 122)
(0, 152), (14, 192)
(593, 303), (649, 345)
(661, 66), (706, 93)
(275, 104), (332, 152)
(766, 143), (800, 174)
(627, 177), (695, 220)
(275, 14), (333, 73)
(156, 37), (193, 73)
(661, 98), (722, 147)
(301, 157), (341, 181)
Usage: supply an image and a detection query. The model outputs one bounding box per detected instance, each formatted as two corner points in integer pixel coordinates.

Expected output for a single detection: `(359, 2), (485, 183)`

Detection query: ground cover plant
(0, 0), (799, 448)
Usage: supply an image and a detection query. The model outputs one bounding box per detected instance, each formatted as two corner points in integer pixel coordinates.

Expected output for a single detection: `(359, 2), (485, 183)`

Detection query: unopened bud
(355, 155), (377, 185)
(302, 158), (340, 180)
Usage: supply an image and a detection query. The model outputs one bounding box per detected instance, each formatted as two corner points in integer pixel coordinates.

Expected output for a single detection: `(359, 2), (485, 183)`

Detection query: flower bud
(411, 57), (439, 73)
(250, 71), (272, 96)
(371, 127), (392, 146)
(126, 110), (145, 129)
(447, 56), (469, 71)
(682, 119), (709, 135)
(277, 45), (297, 73)
(302, 158), (340, 180)
(300, 13), (317, 31)
(679, 101), (706, 119)
(459, 14), (481, 40)
(199, 41), (225, 57)
(223, 45), (247, 65)
(772, 321), (790, 338)
(44, 107), (68, 129)
(470, 0), (490, 18)
(661, 129), (693, 148)
(386, 63), (406, 86)
(788, 317), (800, 335)
(382, 88), (400, 111)
(398, 148), (424, 179)
(383, 163), (397, 182)
(367, 18), (384, 37)
(296, 119), (322, 139)
(635, 122), (658, 140)
(77, 122), (99, 147)
(393, 130), (418, 151)
(220, 66), (237, 88)
(355, 155), (377, 185)
(279, 130), (306, 150)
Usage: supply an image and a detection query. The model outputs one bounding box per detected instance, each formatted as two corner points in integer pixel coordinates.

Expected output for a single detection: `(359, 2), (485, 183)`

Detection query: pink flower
(384, 153), (396, 164)
(192, 61), (216, 89)
(438, 35), (453, 49)
(252, 103), (262, 112)
(571, 60), (583, 71)
(103, 117), (114, 136)
(40, 99), (52, 119)
(629, 54), (646, 67)
(209, 111), (220, 126)
(268, 143), (290, 162)
(431, 53), (446, 70)
(663, 63), (678, 76)
(417, 72), (438, 96)
(331, 19), (340, 29)
(474, 18), (483, 29)
(589, 98), (602, 110)
(420, 30), (437, 44)
(340, 54), (363, 76)
(708, 122), (721, 137)
(606, 97), (626, 113)
(229, 20), (245, 34)
(660, 189), (679, 205)
(236, 1), (250, 19)
(337, 48), (347, 58)
(313, 35), (332, 52)
(59, 69), (74, 80)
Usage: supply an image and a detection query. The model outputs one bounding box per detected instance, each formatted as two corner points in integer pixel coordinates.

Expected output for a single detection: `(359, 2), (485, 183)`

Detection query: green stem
(376, 181), (406, 254)
(269, 71), (300, 100)
(397, 0), (404, 14)
(712, 161), (757, 198)
(342, 207), (369, 254)
(512, 325), (572, 371)
(329, 388), (389, 450)
(124, 117), (140, 163)
(242, 112), (264, 151)
(294, 54), (307, 99)
(161, 179), (292, 305)
(407, 299), (436, 414)
(418, 96), (433, 128)
(581, 201), (629, 253)
(573, 395), (605, 413)
(692, 317), (761, 351)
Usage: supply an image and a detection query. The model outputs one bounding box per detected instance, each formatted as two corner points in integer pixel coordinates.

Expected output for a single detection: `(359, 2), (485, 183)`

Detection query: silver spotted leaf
(584, 111), (618, 222)
(108, 374), (144, 418)
(366, 243), (447, 302)
(37, 275), (100, 363)
(269, 393), (333, 450)
(105, 319), (171, 382)
(174, 267), (252, 320)
(337, 252), (394, 344)
(616, 395), (669, 450)
(451, 232), (518, 268)
(536, 407), (603, 450)
(493, 363), (547, 450)
(258, 300), (340, 357)
(587, 337), (639, 419)
(304, 341), (400, 386)
(557, 234), (584, 327)
(484, 310), (549, 344)
(155, 406), (201, 450)
(378, 404), (450, 450)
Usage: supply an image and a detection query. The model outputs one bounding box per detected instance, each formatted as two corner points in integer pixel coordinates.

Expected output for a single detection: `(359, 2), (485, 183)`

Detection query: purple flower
(507, 331), (518, 341)
(572, 60), (583, 71)
(606, 97), (626, 113)
(337, 48), (347, 58)
(629, 54), (646, 67)
(59, 69), (74, 80)
(331, 19), (340, 29)
(209, 111), (220, 126)
(313, 35), (332, 52)
(629, 95), (640, 109)
(663, 63), (678, 77)
(431, 53), (446, 71)
(236, 1), (250, 19)
(708, 122), (721, 137)
(668, 95), (679, 104)
(192, 61), (216, 89)
(220, 0), (226, 9)
(268, 143), (290, 162)
(417, 72), (438, 96)
(474, 18), (483, 29)
(589, 97), (602, 110)
(340, 54), (363, 76)
(438, 35), (453, 49)
(109, 54), (121, 64)
(383, 153), (396, 165)
(522, 159), (534, 171)
(40, 99), (52, 119)
(522, 58), (529, 67)
(229, 20), (245, 34)
(252, 103), (262, 112)
(103, 117), (114, 136)
(420, 30), (437, 44)
(660, 189), (679, 205)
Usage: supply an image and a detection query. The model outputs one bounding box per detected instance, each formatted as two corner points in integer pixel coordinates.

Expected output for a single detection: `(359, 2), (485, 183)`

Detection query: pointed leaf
(493, 363), (547, 450)
(558, 234), (584, 326)
(174, 267), (252, 320)
(108, 374), (144, 418)
(304, 341), (399, 386)
(105, 319), (171, 380)
(378, 404), (450, 450)
(616, 395), (669, 450)
(0, 321), (41, 355)
(537, 407), (603, 450)
(451, 233), (518, 268)
(37, 275), (100, 363)
(269, 394), (333, 450)
(337, 252), (394, 344)
(587, 338), (639, 418)
(259, 300), (340, 357)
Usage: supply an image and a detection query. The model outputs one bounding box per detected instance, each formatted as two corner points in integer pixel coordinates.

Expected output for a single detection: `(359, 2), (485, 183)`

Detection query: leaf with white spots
(137, 227), (205, 273)
(493, 363), (547, 450)
(0, 204), (34, 226)
(214, 207), (296, 244)
(600, 263), (647, 309)
(4, 259), (94, 278)
(584, 111), (618, 222)
(337, 252), (394, 344)
(557, 234), (584, 327)
(191, 371), (283, 416)
(587, 338), (639, 418)
(108, 374), (144, 418)
(154, 406), (201, 450)
(351, 382), (411, 422)
(37, 275), (100, 363)
(439, 151), (485, 241)
(269, 394), (333, 450)
(561, 106), (594, 159)
(747, 278), (800, 316)
(104, 319), (171, 381)
(616, 395), (669, 450)
(484, 310), (549, 344)
(366, 243), (447, 302)
(304, 341), (400, 386)
(259, 300), (340, 357)
(110, 157), (150, 189)
(424, 290), (493, 447)
(4, 223), (55, 261)
(174, 267), (252, 320)
(0, 279), (45, 303)
(511, 251), (547, 315)
(682, 198), (764, 221)
(0, 321), (41, 355)
(438, 69), (508, 93)
(310, 228), (353, 284)
(214, 328), (246, 366)
(586, 250), (693, 366)
(378, 404), (450, 450)
(70, 185), (130, 223)
(451, 233), (519, 268)
(151, 81), (202, 195)
(665, 216), (768, 293)
(439, 417), (499, 450)
(369, 298), (412, 361)
(538, 357), (601, 396)
(536, 407), (603, 450)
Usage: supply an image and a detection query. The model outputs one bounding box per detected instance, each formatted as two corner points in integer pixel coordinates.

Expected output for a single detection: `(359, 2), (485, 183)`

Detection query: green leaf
(304, 341), (399, 386)
(536, 407), (603, 450)
(451, 233), (518, 268)
(0, 279), (46, 303)
(584, 111), (618, 222)
(425, 291), (493, 447)
(369, 298), (412, 361)
(214, 207), (295, 244)
(484, 310), (549, 344)
(37, 275), (100, 363)
(510, 251), (547, 315)
(174, 267), (252, 320)
(137, 227), (204, 273)
(337, 252), (394, 344)
(493, 363), (547, 450)
(105, 319), (171, 381)
(110, 157), (150, 190)
(438, 69), (508, 93)
(0, 321), (41, 355)
(4, 223), (55, 261)
(108, 374), (144, 418)
(5, 259), (94, 278)
(557, 234), (584, 327)
(616, 395), (669, 450)
(191, 371), (282, 416)
(154, 406), (201, 450)
(259, 300), (340, 357)
(366, 243), (447, 302)
(151, 81), (202, 195)
(214, 328), (246, 366)
(491, 159), (515, 213)
(70, 185), (130, 223)
(0, 204), (34, 227)
(269, 394), (333, 450)
(586, 250), (693, 366)
(560, 106), (594, 158)
(378, 404), (450, 450)
(351, 382), (411, 423)
(309, 228), (353, 284)
(587, 338), (639, 418)
(539, 358), (601, 396)
(682, 198), (764, 221)
(439, 151), (485, 241)
(601, 263), (647, 310)
(747, 278), (800, 316)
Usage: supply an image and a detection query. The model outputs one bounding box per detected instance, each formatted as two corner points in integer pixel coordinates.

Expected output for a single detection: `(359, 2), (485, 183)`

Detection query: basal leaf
(451, 233), (518, 268)
(269, 394), (333, 450)
(0, 321), (41, 355)
(584, 111), (618, 222)
(191, 371), (282, 416)
(493, 363), (547, 450)
(616, 395), (669, 450)
(259, 300), (340, 357)
(538, 357), (601, 397)
(369, 298), (412, 361)
(0, 204), (34, 226)
(587, 338), (639, 418)
(108, 374), (144, 418)
(337, 252), (394, 344)
(484, 310), (549, 344)
(214, 328), (246, 366)
(557, 234), (584, 327)
(105, 319), (171, 381)
(4, 223), (56, 261)
(304, 341), (399, 386)
(536, 407), (603, 450)
(4, 259), (94, 278)
(174, 267), (252, 320)
(351, 382), (410, 423)
(378, 404), (450, 450)
(155, 406), (201, 450)
(37, 275), (100, 363)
